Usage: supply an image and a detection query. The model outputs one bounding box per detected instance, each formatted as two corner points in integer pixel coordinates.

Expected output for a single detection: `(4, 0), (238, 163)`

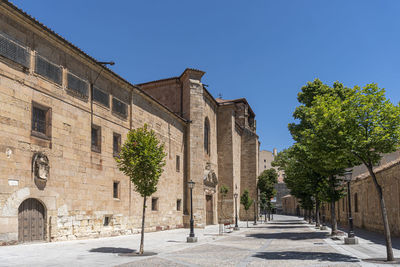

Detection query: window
(152, 197), (158, 211)
(177, 199), (182, 211)
(91, 125), (101, 152)
(204, 118), (210, 155)
(0, 32), (30, 68)
(31, 102), (51, 139)
(113, 133), (121, 157)
(112, 97), (128, 118)
(264, 165), (266, 169)
(354, 193), (358, 212)
(176, 155), (180, 172)
(67, 72), (89, 100)
(35, 54), (62, 85)
(264, 159), (266, 163)
(113, 181), (120, 199)
(104, 215), (112, 226)
(93, 86), (109, 107)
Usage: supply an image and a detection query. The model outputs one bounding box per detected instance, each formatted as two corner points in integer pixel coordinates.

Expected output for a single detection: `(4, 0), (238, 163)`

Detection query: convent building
(0, 0), (259, 244)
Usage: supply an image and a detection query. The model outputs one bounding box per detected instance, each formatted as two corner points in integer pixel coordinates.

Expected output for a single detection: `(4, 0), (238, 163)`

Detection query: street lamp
(343, 169), (358, 244)
(187, 180), (197, 243)
(233, 192), (239, 230)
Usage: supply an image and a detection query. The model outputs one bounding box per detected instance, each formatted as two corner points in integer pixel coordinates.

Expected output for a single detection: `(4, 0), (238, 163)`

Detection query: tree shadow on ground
(266, 221), (305, 225)
(246, 231), (329, 241)
(337, 224), (400, 250)
(253, 251), (359, 262)
(266, 225), (309, 229)
(89, 247), (135, 253)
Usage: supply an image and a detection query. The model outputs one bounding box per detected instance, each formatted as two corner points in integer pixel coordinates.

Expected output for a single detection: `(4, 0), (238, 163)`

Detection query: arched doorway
(18, 198), (45, 242)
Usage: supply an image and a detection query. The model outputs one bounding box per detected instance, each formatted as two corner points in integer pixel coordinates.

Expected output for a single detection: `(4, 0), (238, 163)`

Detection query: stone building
(258, 149), (288, 213)
(282, 151), (400, 237)
(0, 1), (259, 244)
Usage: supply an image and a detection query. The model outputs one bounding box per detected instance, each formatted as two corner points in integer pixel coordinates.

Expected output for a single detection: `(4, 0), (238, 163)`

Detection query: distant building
(258, 149), (289, 213)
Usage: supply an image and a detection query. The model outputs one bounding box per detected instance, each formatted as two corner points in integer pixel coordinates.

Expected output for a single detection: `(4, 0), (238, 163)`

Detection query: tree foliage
(115, 124), (166, 254)
(116, 124), (166, 197)
(240, 189), (253, 227)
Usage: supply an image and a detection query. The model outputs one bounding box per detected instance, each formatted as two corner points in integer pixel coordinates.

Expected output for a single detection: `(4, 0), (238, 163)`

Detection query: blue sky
(11, 0), (400, 152)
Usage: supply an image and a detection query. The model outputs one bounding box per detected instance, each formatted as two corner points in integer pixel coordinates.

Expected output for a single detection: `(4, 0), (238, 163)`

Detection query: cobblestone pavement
(1, 215), (400, 266)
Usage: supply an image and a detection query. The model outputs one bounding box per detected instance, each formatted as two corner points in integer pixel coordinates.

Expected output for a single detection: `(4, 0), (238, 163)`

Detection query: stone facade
(282, 152), (400, 237)
(0, 1), (259, 244)
(258, 149), (288, 213)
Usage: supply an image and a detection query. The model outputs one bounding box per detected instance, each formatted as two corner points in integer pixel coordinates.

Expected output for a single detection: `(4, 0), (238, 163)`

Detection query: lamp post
(344, 169), (358, 245)
(233, 192), (239, 230)
(187, 180), (197, 243)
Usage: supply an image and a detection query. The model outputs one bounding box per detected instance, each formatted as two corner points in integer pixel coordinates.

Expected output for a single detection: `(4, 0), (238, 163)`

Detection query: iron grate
(0, 32), (30, 68)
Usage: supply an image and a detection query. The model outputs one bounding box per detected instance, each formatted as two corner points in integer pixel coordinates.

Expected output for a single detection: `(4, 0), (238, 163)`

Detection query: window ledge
(31, 131), (51, 141)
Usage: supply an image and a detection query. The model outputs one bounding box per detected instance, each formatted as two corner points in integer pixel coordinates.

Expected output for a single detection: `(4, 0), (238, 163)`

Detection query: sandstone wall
(0, 9), (186, 244)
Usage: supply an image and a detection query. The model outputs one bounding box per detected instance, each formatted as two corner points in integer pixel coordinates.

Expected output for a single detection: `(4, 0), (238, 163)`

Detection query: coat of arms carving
(32, 152), (50, 181)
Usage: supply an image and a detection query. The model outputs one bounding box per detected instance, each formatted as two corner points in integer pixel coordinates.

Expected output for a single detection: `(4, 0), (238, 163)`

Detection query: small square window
(176, 155), (180, 172)
(113, 133), (121, 157)
(152, 197), (158, 211)
(113, 181), (120, 199)
(177, 199), (181, 211)
(91, 125), (101, 152)
(31, 102), (51, 139)
(104, 215), (112, 226)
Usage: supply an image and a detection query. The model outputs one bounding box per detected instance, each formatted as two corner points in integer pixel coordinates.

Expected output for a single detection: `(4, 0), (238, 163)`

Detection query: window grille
(93, 86), (109, 107)
(35, 54), (62, 85)
(67, 72), (88, 100)
(112, 97), (127, 118)
(91, 125), (101, 152)
(113, 181), (120, 199)
(152, 198), (158, 211)
(113, 133), (121, 157)
(0, 32), (30, 68)
(32, 107), (46, 134)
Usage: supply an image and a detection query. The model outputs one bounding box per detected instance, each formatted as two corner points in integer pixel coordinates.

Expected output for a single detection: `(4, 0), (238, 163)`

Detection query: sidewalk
(301, 217), (400, 266)
(0, 221), (249, 267)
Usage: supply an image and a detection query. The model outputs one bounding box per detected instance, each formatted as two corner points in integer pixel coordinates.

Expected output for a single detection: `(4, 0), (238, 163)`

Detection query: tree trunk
(246, 210), (248, 228)
(367, 166), (394, 261)
(308, 209), (312, 224)
(315, 198), (320, 228)
(330, 201), (337, 235)
(139, 196), (147, 255)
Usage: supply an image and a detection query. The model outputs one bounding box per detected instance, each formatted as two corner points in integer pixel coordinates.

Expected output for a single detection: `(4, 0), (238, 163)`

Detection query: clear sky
(10, 0), (400, 152)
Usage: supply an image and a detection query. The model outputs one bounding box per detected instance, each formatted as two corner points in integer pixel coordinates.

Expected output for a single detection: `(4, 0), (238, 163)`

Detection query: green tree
(259, 192), (268, 222)
(240, 189), (254, 228)
(257, 169), (278, 221)
(310, 83), (400, 261)
(288, 79), (352, 234)
(218, 184), (229, 223)
(116, 124), (166, 255)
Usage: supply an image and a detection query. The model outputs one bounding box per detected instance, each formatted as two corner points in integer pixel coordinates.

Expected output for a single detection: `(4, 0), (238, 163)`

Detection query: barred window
(67, 72), (89, 100)
(31, 102), (51, 139)
(91, 125), (101, 153)
(0, 32), (30, 68)
(112, 97), (127, 118)
(93, 86), (109, 107)
(35, 54), (62, 85)
(113, 181), (120, 199)
(204, 117), (210, 155)
(113, 132), (121, 157)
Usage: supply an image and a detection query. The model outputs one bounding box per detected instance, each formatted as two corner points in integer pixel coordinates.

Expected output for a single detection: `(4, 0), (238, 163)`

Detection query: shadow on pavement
(89, 247), (135, 254)
(247, 231), (329, 241)
(266, 226), (309, 229)
(338, 224), (400, 250)
(253, 251), (359, 262)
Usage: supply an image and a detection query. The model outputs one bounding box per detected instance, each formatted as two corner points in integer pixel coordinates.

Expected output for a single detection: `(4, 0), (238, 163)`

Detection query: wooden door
(206, 195), (213, 225)
(18, 198), (45, 242)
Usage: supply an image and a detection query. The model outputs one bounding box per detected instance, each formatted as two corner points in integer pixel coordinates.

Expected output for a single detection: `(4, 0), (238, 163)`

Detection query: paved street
(1, 215), (400, 266)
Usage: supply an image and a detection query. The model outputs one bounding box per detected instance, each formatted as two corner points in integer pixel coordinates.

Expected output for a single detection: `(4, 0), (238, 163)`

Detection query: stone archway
(18, 198), (46, 242)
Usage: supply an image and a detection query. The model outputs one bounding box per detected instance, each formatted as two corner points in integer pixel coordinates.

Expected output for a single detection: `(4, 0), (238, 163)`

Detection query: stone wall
(0, 6), (186, 244)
